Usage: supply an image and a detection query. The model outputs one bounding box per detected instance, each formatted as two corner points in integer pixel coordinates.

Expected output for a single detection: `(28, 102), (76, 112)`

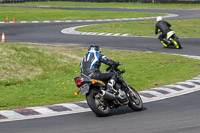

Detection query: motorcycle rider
(80, 45), (119, 93)
(155, 16), (172, 47)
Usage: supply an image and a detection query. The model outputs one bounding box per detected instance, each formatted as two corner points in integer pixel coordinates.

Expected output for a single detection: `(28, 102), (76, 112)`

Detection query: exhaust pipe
(101, 90), (115, 100)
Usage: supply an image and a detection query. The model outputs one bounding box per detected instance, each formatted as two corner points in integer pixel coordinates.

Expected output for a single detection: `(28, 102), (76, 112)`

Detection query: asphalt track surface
(0, 91), (200, 133)
(0, 7), (200, 133)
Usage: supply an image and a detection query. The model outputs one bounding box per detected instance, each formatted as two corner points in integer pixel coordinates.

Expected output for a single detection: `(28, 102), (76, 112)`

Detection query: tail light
(76, 78), (83, 86)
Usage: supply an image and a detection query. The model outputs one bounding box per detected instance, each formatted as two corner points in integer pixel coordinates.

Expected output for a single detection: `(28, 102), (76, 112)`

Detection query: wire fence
(1, 0), (200, 4)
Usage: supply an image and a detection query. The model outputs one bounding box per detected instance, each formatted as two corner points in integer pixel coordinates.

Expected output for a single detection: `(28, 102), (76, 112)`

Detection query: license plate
(80, 84), (89, 95)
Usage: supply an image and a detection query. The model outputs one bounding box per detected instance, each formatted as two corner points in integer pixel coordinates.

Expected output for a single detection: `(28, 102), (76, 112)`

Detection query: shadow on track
(107, 106), (148, 117)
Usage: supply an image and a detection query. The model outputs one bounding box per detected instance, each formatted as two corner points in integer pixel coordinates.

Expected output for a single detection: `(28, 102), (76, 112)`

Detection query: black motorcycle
(74, 64), (143, 117)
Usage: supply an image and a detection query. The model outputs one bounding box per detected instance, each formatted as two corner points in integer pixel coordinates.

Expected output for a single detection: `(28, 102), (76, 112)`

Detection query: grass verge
(0, 7), (163, 21)
(4, 2), (200, 10)
(0, 43), (200, 110)
(78, 19), (200, 38)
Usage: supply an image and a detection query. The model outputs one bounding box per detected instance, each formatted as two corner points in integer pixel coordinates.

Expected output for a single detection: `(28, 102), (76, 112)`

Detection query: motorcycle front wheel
(172, 37), (182, 49)
(86, 88), (110, 117)
(127, 86), (143, 111)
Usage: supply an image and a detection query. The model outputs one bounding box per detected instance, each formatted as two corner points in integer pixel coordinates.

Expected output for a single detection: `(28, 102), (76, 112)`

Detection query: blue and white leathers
(81, 51), (117, 76)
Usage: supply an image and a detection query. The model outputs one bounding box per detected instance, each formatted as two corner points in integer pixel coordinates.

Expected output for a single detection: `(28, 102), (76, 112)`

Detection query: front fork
(118, 75), (129, 92)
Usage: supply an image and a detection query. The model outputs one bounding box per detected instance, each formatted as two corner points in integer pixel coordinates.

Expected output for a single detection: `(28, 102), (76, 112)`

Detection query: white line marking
(20, 21), (27, 23)
(32, 21), (39, 23)
(105, 33), (113, 36)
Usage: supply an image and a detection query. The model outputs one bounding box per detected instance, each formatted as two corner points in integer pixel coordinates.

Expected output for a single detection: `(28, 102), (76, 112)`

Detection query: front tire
(172, 37), (182, 49)
(127, 86), (143, 111)
(86, 88), (110, 117)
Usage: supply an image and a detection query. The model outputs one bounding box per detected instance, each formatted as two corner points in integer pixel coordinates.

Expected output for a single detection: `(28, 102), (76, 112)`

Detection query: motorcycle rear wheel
(127, 86), (143, 111)
(86, 88), (110, 117)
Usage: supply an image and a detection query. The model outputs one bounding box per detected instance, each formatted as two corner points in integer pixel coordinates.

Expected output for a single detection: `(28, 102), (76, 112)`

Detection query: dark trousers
(158, 32), (167, 41)
(90, 71), (117, 82)
(90, 71), (128, 91)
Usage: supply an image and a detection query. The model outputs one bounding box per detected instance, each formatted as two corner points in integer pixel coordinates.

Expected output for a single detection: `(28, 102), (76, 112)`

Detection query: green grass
(4, 1), (200, 9)
(78, 19), (200, 38)
(0, 43), (200, 110)
(0, 7), (163, 21)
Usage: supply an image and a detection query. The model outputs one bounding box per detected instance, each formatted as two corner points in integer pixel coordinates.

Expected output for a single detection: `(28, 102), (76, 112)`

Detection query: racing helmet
(156, 16), (163, 22)
(88, 45), (101, 53)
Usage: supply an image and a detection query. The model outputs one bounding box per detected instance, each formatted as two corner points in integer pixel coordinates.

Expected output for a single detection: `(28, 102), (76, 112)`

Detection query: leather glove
(115, 61), (120, 66)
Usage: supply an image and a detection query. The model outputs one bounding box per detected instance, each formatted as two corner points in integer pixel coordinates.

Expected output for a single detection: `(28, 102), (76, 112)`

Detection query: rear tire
(86, 88), (110, 117)
(127, 86), (143, 111)
(160, 40), (168, 48)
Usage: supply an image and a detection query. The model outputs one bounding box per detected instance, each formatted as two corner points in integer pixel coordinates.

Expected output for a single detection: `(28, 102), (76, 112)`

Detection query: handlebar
(121, 69), (126, 74)
(107, 64), (125, 74)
